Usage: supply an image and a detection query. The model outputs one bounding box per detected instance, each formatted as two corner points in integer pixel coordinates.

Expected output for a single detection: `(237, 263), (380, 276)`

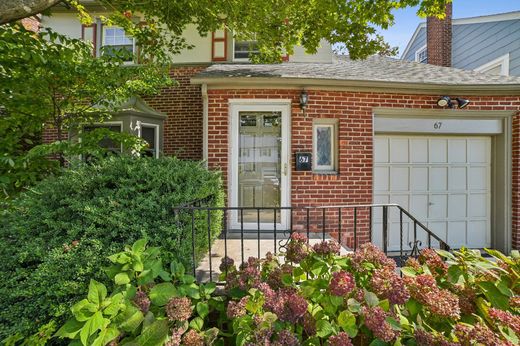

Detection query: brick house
(40, 6), (520, 252)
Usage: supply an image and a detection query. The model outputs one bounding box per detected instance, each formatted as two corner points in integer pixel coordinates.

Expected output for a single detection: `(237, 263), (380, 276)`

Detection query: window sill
(312, 171), (338, 175)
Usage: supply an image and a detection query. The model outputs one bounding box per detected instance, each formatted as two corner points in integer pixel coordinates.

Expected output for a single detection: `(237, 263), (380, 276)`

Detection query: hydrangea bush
(21, 235), (519, 345)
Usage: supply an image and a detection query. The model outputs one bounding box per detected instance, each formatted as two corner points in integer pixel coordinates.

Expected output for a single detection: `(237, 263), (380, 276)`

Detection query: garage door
(373, 135), (491, 250)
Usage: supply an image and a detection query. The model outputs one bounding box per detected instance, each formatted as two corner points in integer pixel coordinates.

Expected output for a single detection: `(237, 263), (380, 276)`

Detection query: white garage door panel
(374, 135), (491, 250)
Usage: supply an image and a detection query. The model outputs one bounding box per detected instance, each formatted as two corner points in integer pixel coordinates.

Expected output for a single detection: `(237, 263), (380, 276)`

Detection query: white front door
(229, 101), (291, 230)
(373, 135), (491, 250)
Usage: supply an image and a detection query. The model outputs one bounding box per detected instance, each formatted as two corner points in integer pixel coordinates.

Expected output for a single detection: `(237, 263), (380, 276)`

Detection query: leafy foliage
(42, 237), (520, 345)
(0, 156), (223, 340)
(4, 0), (451, 63)
(0, 23), (172, 198)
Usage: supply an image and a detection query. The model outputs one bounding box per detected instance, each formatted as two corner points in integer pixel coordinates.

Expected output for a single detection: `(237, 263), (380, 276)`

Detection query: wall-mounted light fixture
(299, 90), (309, 114)
(436, 96), (470, 109)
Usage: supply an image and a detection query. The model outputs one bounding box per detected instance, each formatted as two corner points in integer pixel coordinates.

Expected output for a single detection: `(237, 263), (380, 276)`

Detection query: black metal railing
(172, 204), (450, 283)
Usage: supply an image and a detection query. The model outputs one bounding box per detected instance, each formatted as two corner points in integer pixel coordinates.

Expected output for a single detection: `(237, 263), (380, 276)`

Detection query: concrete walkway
(195, 235), (351, 282)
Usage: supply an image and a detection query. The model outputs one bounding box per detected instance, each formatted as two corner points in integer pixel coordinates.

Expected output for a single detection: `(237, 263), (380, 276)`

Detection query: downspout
(202, 83), (209, 168)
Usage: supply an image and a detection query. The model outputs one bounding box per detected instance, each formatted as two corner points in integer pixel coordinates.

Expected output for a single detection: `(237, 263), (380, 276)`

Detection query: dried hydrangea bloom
(165, 327), (184, 346)
(247, 327), (274, 346)
(312, 240), (341, 256)
(404, 257), (422, 271)
(182, 329), (204, 346)
(302, 312), (316, 336)
(329, 271), (355, 296)
(133, 291), (151, 314)
(226, 296), (249, 318)
(414, 328), (459, 346)
(266, 264), (293, 290)
(370, 268), (409, 305)
(351, 243), (396, 272)
(510, 296), (520, 309)
(488, 307), (520, 334)
(232, 257), (261, 290)
(274, 330), (300, 346)
(286, 232), (310, 263)
(362, 306), (399, 342)
(219, 256), (235, 273)
(451, 285), (476, 315)
(328, 332), (354, 346)
(166, 297), (193, 322)
(418, 248), (448, 276)
(405, 274), (460, 319)
(262, 285), (308, 323)
(454, 323), (506, 346)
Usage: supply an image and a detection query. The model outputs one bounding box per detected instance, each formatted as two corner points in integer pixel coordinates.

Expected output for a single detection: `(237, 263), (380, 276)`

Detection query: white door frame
(228, 99), (291, 230)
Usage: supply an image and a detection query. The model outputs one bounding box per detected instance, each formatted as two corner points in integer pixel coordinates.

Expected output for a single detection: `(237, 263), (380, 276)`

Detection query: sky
(377, 0), (520, 58)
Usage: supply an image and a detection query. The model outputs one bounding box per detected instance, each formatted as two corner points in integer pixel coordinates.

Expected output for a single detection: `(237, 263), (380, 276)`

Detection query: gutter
(191, 76), (520, 95)
(201, 83), (209, 167)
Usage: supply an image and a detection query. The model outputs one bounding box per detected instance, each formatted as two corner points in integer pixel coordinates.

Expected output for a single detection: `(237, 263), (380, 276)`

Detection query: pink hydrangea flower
(329, 271), (355, 296)
(166, 297), (193, 322)
(370, 268), (409, 305)
(418, 248), (448, 275)
(274, 330), (299, 346)
(312, 240), (341, 256)
(328, 332), (353, 346)
(226, 296), (249, 318)
(286, 232), (310, 263)
(488, 307), (520, 334)
(362, 306), (399, 342)
(404, 274), (460, 319)
(351, 243), (396, 271)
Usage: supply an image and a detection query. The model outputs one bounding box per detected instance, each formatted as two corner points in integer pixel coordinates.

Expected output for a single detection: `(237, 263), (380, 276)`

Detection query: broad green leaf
(347, 298), (361, 313)
(190, 317), (204, 332)
(203, 282), (217, 296)
(149, 282), (178, 306)
(91, 326), (120, 346)
(281, 273), (293, 285)
(55, 318), (84, 339)
(337, 310), (358, 337)
(88, 280), (107, 306)
(364, 290), (379, 307)
(405, 299), (422, 318)
(196, 302), (210, 318)
(132, 239), (148, 254)
(103, 293), (124, 317)
(400, 267), (417, 277)
(316, 320), (334, 338)
(135, 320), (169, 346)
(114, 273), (131, 285)
(80, 311), (106, 346)
(478, 282), (510, 310)
(329, 295), (344, 308)
(447, 266), (464, 284)
(115, 305), (144, 333)
(72, 299), (99, 322)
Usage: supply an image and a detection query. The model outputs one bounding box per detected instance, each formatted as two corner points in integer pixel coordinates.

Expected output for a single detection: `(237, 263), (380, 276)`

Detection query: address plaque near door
(295, 152), (312, 171)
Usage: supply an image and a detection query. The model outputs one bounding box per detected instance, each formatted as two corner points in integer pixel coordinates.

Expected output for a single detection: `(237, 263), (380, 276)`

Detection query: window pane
(316, 126), (332, 166)
(141, 126), (157, 157)
(83, 124), (121, 152)
(234, 40), (258, 59)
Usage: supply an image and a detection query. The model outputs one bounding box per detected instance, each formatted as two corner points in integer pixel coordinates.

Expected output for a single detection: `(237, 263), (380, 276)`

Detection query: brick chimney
(426, 3), (452, 67)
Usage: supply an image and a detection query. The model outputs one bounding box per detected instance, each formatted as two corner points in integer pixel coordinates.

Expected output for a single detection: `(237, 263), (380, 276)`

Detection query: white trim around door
(228, 99), (291, 230)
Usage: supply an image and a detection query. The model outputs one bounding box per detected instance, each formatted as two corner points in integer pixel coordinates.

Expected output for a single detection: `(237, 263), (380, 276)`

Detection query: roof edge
(191, 76), (520, 95)
(400, 23), (426, 59)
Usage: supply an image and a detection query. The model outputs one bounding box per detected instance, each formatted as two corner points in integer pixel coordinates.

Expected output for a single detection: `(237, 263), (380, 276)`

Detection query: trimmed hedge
(0, 156), (224, 339)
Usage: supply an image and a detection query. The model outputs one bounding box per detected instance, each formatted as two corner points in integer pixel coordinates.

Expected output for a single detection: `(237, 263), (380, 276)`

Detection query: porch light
(455, 98), (470, 109)
(299, 90), (309, 111)
(437, 96), (452, 108)
(436, 96), (470, 109)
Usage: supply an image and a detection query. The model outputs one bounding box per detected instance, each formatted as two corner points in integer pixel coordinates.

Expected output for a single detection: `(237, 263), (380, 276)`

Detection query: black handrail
(172, 203), (450, 283)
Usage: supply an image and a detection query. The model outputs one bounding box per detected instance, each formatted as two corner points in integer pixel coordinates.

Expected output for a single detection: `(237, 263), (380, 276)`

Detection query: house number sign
(295, 152), (312, 171)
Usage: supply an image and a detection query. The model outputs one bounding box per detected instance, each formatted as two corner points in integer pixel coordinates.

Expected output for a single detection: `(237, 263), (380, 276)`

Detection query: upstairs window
(475, 53), (510, 76)
(415, 45), (427, 64)
(233, 39), (259, 61)
(102, 26), (135, 62)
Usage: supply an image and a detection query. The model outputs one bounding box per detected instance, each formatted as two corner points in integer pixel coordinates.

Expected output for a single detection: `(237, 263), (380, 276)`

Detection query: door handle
(283, 163), (288, 176)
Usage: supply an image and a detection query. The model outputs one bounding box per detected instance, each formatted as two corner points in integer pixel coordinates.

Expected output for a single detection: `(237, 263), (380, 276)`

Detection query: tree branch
(0, 0), (62, 25)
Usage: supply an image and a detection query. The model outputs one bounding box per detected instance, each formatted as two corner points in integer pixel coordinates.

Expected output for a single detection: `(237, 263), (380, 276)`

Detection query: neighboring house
(39, 3), (520, 253)
(401, 7), (520, 76)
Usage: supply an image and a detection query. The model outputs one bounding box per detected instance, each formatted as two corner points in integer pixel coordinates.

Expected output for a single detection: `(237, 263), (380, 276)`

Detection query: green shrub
(0, 156), (223, 340)
(51, 238), (519, 346)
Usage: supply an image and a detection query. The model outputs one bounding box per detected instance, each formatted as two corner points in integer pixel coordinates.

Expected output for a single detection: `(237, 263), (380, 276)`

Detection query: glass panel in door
(239, 111), (282, 224)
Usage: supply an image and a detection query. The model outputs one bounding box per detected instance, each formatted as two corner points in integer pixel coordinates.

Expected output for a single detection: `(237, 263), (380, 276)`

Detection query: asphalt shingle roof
(194, 55), (520, 86)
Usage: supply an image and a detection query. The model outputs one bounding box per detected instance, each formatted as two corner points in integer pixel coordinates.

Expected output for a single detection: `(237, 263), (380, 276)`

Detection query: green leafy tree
(0, 24), (172, 197)
(1, 0), (451, 62)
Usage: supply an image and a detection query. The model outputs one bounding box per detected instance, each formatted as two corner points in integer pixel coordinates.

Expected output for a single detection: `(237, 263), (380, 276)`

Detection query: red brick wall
(42, 65), (207, 160)
(145, 65), (208, 160)
(207, 89), (520, 249)
(427, 3), (452, 67)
